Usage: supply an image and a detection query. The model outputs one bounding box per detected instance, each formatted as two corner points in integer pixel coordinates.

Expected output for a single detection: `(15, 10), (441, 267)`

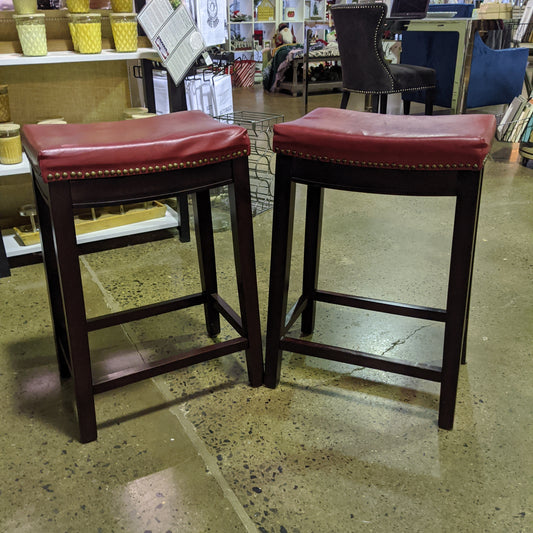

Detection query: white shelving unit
(0, 48), (159, 67)
(0, 47), (180, 267)
(0, 153), (31, 178)
(228, 0), (330, 49)
(2, 205), (180, 259)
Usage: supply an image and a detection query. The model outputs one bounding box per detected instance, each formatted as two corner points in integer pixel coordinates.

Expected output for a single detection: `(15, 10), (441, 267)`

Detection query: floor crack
(380, 324), (432, 357)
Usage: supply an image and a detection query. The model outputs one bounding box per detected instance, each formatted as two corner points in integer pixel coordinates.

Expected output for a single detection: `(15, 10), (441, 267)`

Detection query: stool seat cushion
(21, 111), (250, 183)
(273, 108), (496, 170)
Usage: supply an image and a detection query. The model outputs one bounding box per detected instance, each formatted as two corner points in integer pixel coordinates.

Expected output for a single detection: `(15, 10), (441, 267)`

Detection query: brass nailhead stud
(71, 171), (77, 177)
(90, 171), (96, 176)
(98, 170), (103, 176)
(110, 170), (116, 175)
(48, 173), (53, 179)
(104, 170), (110, 176)
(180, 162), (185, 168)
(117, 170), (122, 175)
(161, 165), (167, 171)
(148, 166), (153, 171)
(141, 166), (146, 172)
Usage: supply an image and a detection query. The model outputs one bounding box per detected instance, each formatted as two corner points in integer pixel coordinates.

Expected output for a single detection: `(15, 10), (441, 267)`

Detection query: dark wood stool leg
(403, 99), (411, 116)
(265, 155), (297, 388)
(47, 182), (97, 443)
(177, 193), (190, 243)
(461, 173), (483, 365)
(301, 185), (324, 335)
(439, 171), (482, 430)
(33, 179), (71, 379)
(192, 189), (220, 337)
(0, 234), (9, 278)
(228, 157), (264, 386)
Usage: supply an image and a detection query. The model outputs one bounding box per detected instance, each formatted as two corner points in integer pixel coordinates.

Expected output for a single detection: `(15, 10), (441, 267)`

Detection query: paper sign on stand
(137, 0), (206, 86)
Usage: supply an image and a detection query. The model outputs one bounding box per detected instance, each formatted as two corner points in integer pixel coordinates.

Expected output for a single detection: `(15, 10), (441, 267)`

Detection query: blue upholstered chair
(401, 31), (529, 111)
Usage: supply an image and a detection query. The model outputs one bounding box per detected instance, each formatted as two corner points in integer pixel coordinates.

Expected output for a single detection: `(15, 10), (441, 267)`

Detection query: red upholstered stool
(265, 108), (496, 429)
(22, 111), (263, 443)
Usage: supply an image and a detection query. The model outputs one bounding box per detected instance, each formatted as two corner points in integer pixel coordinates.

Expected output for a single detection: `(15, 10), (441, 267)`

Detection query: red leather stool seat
(272, 108), (494, 170)
(22, 111), (249, 181)
(22, 111), (263, 443)
(265, 108), (496, 430)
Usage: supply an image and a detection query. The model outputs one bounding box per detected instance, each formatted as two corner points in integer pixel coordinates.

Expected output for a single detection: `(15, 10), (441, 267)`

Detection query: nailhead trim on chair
(333, 4), (435, 95)
(274, 147), (479, 170)
(44, 149), (249, 182)
(345, 86), (437, 95)
(335, 4), (395, 92)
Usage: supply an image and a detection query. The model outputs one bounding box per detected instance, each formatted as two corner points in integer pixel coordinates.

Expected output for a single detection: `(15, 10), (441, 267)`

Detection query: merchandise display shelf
(0, 153), (31, 177)
(2, 205), (180, 258)
(0, 48), (159, 66)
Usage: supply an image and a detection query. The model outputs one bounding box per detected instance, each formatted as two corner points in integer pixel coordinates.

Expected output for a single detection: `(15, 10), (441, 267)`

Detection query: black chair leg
(403, 99), (411, 115)
(371, 94), (379, 113)
(425, 89), (434, 116)
(301, 185), (324, 335)
(340, 90), (350, 109)
(379, 94), (388, 114)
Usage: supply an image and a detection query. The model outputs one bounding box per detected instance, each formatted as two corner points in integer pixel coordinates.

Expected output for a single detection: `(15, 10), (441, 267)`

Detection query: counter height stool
(22, 111), (263, 443)
(265, 108), (496, 429)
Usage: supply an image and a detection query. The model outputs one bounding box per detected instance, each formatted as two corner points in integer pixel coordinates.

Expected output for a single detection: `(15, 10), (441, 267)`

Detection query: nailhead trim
(333, 4), (436, 94)
(274, 147), (479, 170)
(41, 149), (249, 182)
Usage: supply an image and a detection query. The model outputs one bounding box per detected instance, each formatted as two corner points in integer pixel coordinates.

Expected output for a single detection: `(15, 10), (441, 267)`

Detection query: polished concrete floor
(0, 88), (531, 532)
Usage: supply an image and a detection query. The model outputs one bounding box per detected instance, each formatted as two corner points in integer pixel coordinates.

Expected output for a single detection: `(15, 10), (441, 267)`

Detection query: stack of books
(496, 95), (533, 144)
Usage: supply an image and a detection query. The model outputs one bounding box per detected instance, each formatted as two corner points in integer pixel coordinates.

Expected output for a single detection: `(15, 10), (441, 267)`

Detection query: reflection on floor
(0, 87), (531, 532)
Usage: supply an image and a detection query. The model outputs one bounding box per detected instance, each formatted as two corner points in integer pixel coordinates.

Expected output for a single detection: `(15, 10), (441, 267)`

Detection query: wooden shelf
(0, 153), (31, 178)
(2, 205), (180, 258)
(0, 48), (159, 67)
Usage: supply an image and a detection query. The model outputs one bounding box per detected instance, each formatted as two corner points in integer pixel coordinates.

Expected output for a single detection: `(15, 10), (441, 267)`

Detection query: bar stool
(265, 108), (496, 429)
(22, 111), (263, 443)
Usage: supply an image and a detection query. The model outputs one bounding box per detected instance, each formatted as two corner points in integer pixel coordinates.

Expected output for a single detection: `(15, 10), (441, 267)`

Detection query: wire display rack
(214, 111), (284, 216)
